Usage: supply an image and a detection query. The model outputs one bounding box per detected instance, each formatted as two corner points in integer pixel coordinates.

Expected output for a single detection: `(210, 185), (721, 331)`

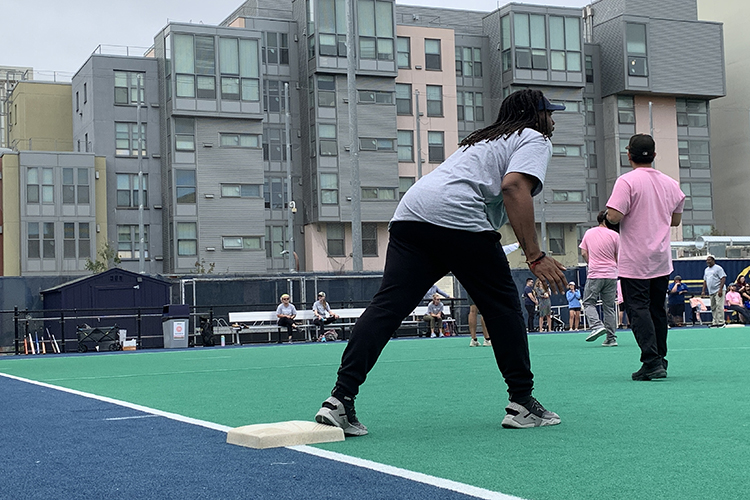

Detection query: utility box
(162, 304), (190, 349)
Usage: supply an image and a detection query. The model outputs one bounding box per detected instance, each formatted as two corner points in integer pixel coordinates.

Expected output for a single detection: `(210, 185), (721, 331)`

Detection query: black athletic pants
(525, 304), (536, 332)
(277, 317), (295, 338)
(621, 276), (669, 369)
(333, 221), (534, 403)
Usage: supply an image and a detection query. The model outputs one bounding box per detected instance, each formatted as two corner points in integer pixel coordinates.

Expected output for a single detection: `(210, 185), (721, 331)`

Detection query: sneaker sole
(501, 413), (561, 429)
(586, 328), (607, 342)
(632, 368), (667, 381)
(315, 408), (369, 436)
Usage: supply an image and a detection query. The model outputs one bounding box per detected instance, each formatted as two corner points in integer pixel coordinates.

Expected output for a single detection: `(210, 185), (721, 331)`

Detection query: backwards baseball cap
(538, 96), (566, 111)
(627, 134), (656, 163)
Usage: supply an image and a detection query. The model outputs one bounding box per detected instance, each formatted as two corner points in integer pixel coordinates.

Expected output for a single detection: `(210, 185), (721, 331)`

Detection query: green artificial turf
(2, 328), (749, 500)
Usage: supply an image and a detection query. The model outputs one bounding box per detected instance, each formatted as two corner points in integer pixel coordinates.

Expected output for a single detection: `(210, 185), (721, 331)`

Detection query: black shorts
(668, 304), (685, 317)
(569, 307), (581, 312)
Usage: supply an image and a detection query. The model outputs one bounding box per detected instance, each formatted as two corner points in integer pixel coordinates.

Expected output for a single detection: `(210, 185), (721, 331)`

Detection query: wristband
(526, 251), (546, 270)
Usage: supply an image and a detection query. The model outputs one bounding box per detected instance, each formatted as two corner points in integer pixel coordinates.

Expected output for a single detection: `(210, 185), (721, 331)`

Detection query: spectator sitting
(737, 275), (750, 307)
(312, 292), (340, 340)
(667, 276), (688, 327)
(423, 293), (445, 337)
(725, 284), (750, 324)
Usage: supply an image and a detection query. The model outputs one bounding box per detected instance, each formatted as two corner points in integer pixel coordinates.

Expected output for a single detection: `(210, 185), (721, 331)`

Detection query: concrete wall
(7, 82), (73, 152)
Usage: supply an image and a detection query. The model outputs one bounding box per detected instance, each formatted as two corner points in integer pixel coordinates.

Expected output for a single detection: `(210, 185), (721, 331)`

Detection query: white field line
(0, 371), (525, 500)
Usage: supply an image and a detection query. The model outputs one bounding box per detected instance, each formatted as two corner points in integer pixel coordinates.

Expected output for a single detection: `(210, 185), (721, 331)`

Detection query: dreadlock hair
(458, 89), (552, 149)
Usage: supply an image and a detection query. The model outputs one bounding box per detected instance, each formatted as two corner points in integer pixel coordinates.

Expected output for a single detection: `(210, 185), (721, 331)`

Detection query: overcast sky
(2, 0), (589, 78)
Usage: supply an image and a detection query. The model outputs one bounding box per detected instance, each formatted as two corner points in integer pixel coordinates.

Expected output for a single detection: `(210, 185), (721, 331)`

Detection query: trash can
(162, 304), (190, 348)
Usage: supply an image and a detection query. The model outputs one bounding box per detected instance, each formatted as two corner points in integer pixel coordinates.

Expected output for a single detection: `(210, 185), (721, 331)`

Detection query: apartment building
(696, 0), (750, 236)
(3, 0), (726, 277)
(72, 55), (164, 274)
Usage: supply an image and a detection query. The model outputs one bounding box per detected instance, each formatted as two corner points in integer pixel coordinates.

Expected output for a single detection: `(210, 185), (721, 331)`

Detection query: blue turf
(0, 376), (489, 500)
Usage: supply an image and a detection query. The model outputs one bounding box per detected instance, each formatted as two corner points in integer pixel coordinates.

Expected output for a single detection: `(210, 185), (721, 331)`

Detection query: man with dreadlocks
(315, 89), (568, 434)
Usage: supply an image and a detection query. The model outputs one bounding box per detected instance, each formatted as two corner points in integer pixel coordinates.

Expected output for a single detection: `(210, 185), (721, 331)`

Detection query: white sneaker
(430, 332), (437, 338)
(439, 332), (445, 337)
(469, 339), (480, 347)
(483, 339), (492, 347)
(586, 327), (607, 342)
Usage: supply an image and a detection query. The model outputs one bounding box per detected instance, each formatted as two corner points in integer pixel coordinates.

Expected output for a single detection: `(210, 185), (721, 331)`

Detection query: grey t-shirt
(391, 128), (551, 232)
(704, 264), (727, 294)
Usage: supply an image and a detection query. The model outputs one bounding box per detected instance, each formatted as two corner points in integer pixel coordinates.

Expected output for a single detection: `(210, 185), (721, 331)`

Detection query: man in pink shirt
(725, 283), (750, 324)
(605, 134), (685, 381)
(580, 210), (620, 346)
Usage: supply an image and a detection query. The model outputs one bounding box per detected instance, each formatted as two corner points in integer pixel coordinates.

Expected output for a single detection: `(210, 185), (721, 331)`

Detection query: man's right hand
(531, 256), (567, 294)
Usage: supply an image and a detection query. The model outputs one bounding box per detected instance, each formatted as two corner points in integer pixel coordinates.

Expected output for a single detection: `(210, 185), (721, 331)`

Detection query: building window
(397, 36), (410, 68)
(586, 140), (597, 170)
(219, 133), (260, 148)
(620, 138), (631, 167)
(176, 170), (196, 204)
(455, 46), (483, 77)
(549, 16), (581, 71)
(362, 222), (378, 256)
(262, 32), (289, 65)
(174, 34), (216, 99)
(317, 75), (336, 107)
(626, 23), (648, 77)
(681, 182), (713, 211)
(263, 126), (288, 161)
(676, 99), (708, 128)
(426, 85), (443, 117)
(263, 176), (288, 209)
(221, 184), (261, 198)
(174, 117), (195, 151)
(548, 224), (565, 255)
(320, 173), (338, 204)
(617, 96), (635, 124)
(398, 177), (415, 198)
(222, 236), (262, 250)
(585, 54), (594, 83)
(63, 168), (90, 205)
(552, 145), (582, 156)
(176, 222), (197, 256)
(584, 98), (595, 126)
(359, 138), (395, 151)
(457, 91), (484, 122)
(424, 39), (441, 71)
(28, 222), (55, 259)
(395, 83), (412, 115)
(265, 225), (286, 258)
(115, 123), (146, 156)
(514, 13), (547, 70)
(501, 15), (511, 71)
(117, 225), (149, 259)
(682, 224), (712, 240)
(319, 124), (337, 156)
(678, 140), (710, 171)
(114, 71), (145, 104)
(358, 90), (393, 104)
(587, 182), (599, 212)
(357, 0), (394, 60)
(397, 130), (413, 162)
(552, 190), (584, 202)
(117, 173), (148, 208)
(428, 131), (444, 163)
(263, 79), (288, 113)
(64, 222), (91, 259)
(27, 167), (53, 204)
(219, 37), (260, 101)
(318, 0), (347, 57)
(362, 187), (396, 200)
(327, 223), (345, 256)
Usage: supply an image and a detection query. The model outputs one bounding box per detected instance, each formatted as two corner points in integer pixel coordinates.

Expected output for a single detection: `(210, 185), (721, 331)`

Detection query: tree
(85, 241), (121, 273)
(192, 258), (215, 274)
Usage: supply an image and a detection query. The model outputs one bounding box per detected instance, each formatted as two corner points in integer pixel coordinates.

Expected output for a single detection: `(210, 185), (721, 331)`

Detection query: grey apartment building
(58, 0), (723, 276)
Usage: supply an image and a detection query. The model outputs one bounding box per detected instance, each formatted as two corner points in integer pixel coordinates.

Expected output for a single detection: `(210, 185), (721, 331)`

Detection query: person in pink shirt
(580, 210), (620, 346)
(605, 134), (685, 381)
(725, 283), (750, 324)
